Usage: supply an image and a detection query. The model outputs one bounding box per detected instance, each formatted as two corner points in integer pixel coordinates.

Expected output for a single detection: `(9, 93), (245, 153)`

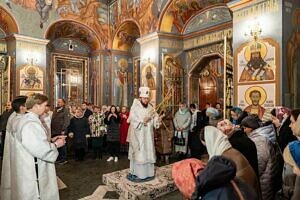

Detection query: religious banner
(237, 39), (277, 83)
(141, 62), (156, 106)
(235, 38), (280, 113)
(237, 84), (276, 118)
(18, 63), (44, 95)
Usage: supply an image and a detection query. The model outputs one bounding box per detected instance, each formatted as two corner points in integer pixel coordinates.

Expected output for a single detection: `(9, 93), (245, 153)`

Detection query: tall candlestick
(223, 36), (227, 120)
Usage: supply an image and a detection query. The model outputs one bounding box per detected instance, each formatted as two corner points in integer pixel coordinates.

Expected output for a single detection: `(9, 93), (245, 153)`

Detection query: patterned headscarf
(172, 158), (205, 199)
(271, 107), (291, 123)
(217, 119), (234, 135)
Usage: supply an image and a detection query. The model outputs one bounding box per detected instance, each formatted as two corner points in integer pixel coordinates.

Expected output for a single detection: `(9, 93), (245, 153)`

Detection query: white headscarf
(204, 126), (232, 158)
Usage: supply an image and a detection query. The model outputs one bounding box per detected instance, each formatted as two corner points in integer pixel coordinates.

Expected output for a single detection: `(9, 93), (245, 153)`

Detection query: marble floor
(0, 153), (183, 200)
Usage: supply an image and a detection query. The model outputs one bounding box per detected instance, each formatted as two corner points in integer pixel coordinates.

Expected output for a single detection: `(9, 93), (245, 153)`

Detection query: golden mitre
(250, 42), (262, 53)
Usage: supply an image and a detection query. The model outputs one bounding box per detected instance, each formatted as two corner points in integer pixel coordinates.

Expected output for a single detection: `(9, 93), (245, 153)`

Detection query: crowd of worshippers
(1, 97), (300, 200)
(0, 98), (131, 164)
(171, 105), (300, 200)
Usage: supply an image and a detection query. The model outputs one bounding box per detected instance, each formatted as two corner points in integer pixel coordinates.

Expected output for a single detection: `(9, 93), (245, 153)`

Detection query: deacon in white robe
(127, 87), (161, 182)
(1, 96), (27, 200)
(9, 94), (66, 200)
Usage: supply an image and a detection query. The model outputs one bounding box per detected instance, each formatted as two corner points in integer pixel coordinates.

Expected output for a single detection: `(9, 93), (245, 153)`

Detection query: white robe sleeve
(21, 122), (58, 163)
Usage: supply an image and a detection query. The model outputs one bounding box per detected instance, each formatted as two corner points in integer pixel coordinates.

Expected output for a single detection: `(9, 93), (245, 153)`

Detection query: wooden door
(199, 74), (217, 110)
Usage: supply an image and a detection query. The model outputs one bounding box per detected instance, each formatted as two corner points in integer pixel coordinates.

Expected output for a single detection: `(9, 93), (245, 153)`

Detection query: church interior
(1, 0), (300, 199)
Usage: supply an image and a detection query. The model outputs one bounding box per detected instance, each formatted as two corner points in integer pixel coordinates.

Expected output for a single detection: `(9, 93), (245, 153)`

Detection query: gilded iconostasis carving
(162, 55), (184, 112)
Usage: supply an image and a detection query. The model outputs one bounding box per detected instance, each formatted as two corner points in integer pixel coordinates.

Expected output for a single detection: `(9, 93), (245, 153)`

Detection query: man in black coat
(81, 102), (93, 118)
(51, 98), (70, 164)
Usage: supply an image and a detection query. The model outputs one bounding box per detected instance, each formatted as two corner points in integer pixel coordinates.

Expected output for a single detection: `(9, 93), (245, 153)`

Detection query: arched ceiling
(112, 21), (140, 51)
(0, 6), (19, 36)
(159, 0), (231, 34)
(183, 6), (232, 34)
(45, 21), (101, 51)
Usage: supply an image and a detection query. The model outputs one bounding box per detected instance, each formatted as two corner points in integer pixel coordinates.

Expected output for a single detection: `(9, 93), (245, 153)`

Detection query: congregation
(0, 93), (300, 200)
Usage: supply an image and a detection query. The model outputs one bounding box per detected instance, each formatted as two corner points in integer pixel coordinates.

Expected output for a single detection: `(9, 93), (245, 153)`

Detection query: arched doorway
(189, 54), (224, 110)
(111, 21), (140, 106)
(45, 20), (101, 106)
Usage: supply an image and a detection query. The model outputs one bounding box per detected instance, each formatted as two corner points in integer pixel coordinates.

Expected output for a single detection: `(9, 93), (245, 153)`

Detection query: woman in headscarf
(230, 106), (248, 126)
(173, 102), (191, 158)
(271, 107), (297, 151)
(205, 107), (221, 126)
(204, 126), (260, 196)
(172, 156), (258, 200)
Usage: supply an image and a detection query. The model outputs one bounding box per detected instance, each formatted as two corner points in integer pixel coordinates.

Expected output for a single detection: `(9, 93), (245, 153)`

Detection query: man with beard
(127, 87), (162, 182)
(51, 99), (70, 164)
(239, 43), (274, 82)
(244, 90), (266, 119)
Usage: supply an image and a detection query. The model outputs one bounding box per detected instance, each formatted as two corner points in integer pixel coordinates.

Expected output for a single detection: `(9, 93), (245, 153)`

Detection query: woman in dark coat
(104, 105), (120, 162)
(270, 107), (297, 152)
(68, 107), (90, 161)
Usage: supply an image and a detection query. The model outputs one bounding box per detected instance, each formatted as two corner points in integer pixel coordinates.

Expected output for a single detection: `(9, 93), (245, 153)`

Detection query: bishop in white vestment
(127, 87), (161, 182)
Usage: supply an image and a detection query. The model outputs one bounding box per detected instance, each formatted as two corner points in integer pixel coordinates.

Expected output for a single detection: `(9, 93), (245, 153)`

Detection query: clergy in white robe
(127, 87), (161, 182)
(9, 94), (66, 200)
(1, 96), (27, 200)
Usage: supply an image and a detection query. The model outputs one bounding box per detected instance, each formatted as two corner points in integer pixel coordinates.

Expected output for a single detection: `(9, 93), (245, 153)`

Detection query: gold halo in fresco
(244, 41), (267, 62)
(245, 86), (267, 106)
(118, 58), (128, 70)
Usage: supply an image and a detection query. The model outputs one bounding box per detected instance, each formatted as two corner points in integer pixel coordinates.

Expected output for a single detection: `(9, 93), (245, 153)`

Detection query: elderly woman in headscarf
(270, 107), (297, 152)
(173, 102), (191, 158)
(205, 107), (221, 126)
(217, 119), (259, 177)
(172, 157), (258, 200)
(230, 106), (248, 126)
(203, 126), (260, 196)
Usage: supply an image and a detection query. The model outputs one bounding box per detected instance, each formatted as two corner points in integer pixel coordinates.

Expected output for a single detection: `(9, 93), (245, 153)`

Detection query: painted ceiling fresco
(183, 6), (232, 34)
(0, 6), (19, 35)
(5, 0), (233, 49)
(160, 0), (231, 33)
(112, 21), (140, 51)
(46, 21), (100, 50)
(7, 0), (167, 49)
